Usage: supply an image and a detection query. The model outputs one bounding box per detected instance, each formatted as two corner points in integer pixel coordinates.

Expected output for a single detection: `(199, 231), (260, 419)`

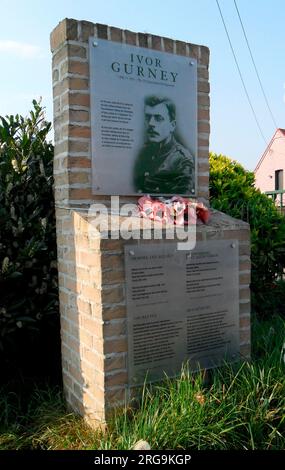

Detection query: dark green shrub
(0, 101), (60, 379)
(209, 153), (285, 317)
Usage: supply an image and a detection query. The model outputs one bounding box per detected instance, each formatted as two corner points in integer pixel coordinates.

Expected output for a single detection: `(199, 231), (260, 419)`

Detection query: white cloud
(0, 40), (44, 59)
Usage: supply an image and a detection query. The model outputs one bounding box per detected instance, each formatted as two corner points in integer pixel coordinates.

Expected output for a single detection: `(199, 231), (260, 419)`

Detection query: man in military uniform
(134, 96), (195, 195)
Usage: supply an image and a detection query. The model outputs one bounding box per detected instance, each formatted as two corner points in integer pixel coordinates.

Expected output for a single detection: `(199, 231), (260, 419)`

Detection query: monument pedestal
(50, 19), (251, 427)
(58, 208), (250, 426)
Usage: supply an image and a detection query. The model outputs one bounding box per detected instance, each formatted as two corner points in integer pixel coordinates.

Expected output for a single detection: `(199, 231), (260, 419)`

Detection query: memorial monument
(50, 19), (251, 426)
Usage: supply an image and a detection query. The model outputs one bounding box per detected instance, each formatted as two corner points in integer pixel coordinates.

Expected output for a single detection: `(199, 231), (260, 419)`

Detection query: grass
(0, 315), (284, 450)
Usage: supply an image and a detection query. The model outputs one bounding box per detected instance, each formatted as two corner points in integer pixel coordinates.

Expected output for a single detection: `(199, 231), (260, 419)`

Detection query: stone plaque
(124, 240), (239, 385)
(89, 38), (197, 196)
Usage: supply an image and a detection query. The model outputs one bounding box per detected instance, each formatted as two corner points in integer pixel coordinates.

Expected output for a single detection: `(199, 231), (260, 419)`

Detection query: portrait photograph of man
(133, 95), (195, 195)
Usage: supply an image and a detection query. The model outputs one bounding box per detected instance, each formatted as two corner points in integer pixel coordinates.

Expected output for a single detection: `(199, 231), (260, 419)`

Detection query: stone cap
(71, 207), (250, 238)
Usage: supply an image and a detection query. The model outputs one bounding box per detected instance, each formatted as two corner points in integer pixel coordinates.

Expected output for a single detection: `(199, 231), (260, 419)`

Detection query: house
(254, 128), (285, 207)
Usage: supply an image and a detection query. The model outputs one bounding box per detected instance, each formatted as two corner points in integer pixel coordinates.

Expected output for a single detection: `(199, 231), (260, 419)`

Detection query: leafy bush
(209, 153), (285, 317)
(0, 101), (60, 379)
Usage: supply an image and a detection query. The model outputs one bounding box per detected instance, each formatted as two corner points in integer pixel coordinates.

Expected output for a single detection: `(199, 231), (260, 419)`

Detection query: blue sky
(0, 0), (284, 170)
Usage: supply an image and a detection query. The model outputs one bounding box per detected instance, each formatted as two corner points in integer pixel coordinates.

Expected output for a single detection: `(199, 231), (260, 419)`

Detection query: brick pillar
(50, 18), (210, 207)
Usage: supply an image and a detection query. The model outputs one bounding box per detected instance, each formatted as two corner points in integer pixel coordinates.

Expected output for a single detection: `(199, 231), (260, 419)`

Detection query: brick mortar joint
(105, 351), (127, 358)
(81, 357), (106, 373)
(61, 72), (89, 81)
(66, 90), (90, 96)
(64, 105), (90, 112)
(78, 390), (105, 408)
(55, 121), (91, 129)
(54, 168), (90, 175)
(82, 347), (105, 358)
(53, 85), (90, 99)
(51, 38), (89, 55)
(105, 368), (127, 377)
(105, 334), (127, 340)
(104, 318), (126, 324)
(53, 56), (88, 73)
(105, 384), (128, 391)
(69, 122), (91, 128)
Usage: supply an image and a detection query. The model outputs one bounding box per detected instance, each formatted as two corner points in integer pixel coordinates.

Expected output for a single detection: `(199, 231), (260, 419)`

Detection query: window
(275, 170), (283, 190)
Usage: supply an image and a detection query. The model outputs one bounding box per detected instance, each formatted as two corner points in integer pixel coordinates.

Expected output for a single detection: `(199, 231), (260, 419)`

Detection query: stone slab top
(69, 207), (250, 236)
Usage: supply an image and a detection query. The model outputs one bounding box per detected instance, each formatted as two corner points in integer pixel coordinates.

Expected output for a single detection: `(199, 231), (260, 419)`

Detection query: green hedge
(0, 101), (60, 379)
(209, 152), (285, 317)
